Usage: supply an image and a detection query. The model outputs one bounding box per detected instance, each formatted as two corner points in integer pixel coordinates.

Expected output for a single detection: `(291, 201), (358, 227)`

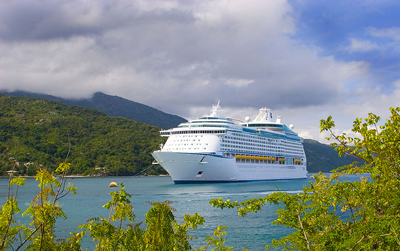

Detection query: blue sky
(0, 0), (399, 141)
(291, 0), (400, 90)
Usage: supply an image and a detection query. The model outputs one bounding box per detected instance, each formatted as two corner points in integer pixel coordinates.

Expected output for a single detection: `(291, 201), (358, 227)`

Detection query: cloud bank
(1, 0), (399, 140)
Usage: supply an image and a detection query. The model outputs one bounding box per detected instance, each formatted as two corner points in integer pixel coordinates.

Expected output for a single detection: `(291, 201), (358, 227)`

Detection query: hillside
(1, 91), (187, 129)
(0, 94), (166, 176)
(303, 139), (361, 173)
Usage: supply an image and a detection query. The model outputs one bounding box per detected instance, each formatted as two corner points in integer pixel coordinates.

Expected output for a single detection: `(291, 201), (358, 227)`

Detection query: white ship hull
(152, 103), (308, 184)
(152, 151), (307, 184)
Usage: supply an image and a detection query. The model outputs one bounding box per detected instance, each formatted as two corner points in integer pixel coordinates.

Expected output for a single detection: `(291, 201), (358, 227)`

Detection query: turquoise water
(0, 175), (362, 250)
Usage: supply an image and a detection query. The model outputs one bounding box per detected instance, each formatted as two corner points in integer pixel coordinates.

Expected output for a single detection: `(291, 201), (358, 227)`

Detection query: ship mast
(209, 100), (221, 117)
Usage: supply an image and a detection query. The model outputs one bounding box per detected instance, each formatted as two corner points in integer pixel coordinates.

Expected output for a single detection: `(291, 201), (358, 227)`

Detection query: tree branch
(389, 222), (400, 246)
(15, 224), (42, 251)
(349, 228), (374, 251)
(295, 208), (310, 250)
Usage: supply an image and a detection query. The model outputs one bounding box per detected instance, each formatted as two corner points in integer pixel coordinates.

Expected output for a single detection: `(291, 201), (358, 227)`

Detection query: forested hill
(303, 139), (361, 173)
(0, 94), (166, 176)
(1, 91), (187, 129)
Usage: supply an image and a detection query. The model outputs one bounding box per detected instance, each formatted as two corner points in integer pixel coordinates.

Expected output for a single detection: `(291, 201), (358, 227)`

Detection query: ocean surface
(0, 174), (363, 250)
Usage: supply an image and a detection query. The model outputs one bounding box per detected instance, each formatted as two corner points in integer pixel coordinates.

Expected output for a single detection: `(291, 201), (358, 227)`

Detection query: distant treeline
(0, 94), (166, 176)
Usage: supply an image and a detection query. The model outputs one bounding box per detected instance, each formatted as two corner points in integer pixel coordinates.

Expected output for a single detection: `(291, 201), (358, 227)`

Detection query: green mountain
(0, 94), (166, 176)
(1, 91), (187, 129)
(303, 139), (361, 173)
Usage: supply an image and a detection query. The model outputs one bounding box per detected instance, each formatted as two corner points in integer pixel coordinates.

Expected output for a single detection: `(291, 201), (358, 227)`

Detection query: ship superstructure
(152, 103), (307, 183)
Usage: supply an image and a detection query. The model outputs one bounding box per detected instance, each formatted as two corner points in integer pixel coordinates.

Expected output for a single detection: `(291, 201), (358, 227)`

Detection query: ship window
(197, 171), (204, 175)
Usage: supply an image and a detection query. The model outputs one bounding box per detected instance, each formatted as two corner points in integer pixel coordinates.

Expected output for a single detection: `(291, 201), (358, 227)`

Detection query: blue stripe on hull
(173, 178), (307, 184)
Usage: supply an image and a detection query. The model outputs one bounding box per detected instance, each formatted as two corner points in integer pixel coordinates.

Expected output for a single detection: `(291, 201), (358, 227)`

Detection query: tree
(0, 162), (77, 251)
(79, 183), (236, 251)
(210, 107), (400, 250)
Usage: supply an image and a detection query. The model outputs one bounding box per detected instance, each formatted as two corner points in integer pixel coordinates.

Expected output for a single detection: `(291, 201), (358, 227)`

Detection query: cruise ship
(152, 103), (307, 183)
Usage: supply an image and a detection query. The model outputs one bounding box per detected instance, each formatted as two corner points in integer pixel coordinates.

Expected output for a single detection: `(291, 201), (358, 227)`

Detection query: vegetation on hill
(1, 91), (187, 129)
(303, 139), (361, 173)
(0, 94), (166, 176)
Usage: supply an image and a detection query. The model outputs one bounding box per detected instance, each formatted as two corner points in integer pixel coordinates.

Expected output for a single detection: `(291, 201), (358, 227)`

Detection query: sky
(1, 0), (400, 142)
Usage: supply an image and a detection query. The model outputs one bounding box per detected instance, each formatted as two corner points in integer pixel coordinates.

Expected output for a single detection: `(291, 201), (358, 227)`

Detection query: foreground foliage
(211, 107), (400, 250)
(1, 167), (236, 250)
(1, 162), (76, 250)
(78, 185), (210, 251)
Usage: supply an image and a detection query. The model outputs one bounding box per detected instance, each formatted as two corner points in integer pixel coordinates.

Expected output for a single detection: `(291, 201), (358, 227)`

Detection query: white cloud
(224, 78), (254, 87)
(343, 38), (380, 53)
(367, 27), (400, 41)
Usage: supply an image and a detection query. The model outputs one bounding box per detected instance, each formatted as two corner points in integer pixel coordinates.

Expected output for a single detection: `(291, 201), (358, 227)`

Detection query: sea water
(0, 175), (363, 250)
